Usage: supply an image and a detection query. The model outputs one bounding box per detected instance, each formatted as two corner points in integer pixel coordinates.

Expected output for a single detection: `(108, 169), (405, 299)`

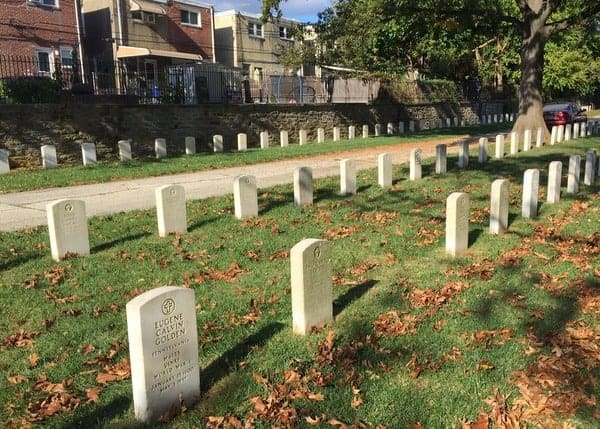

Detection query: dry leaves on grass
(323, 226), (361, 240)
(193, 262), (248, 283)
(373, 311), (421, 337)
(408, 282), (469, 308)
(458, 259), (495, 280)
(415, 226), (443, 246)
(1, 330), (39, 348)
(466, 328), (513, 348)
(27, 375), (80, 422)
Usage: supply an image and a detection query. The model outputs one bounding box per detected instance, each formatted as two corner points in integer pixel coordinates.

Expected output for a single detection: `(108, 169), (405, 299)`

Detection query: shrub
(0, 76), (62, 103)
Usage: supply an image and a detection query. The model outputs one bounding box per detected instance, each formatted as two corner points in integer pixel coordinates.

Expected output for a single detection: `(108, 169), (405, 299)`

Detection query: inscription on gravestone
(291, 239), (333, 335)
(127, 286), (200, 423)
(47, 199), (90, 261)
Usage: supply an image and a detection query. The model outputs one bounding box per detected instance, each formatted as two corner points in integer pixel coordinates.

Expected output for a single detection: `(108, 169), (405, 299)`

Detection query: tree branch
(544, 3), (600, 35)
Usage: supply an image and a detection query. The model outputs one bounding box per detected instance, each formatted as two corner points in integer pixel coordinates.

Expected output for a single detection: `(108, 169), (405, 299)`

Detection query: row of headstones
(1, 112), (537, 172)
(447, 150), (598, 255)
(123, 148), (600, 423)
(45, 140), (599, 264)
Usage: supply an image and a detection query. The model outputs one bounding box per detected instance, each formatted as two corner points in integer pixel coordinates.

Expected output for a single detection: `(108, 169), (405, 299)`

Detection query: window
(248, 22), (262, 38)
(132, 11), (156, 24)
(60, 46), (73, 69)
(180, 10), (199, 26)
(28, 0), (59, 7)
(279, 26), (293, 40)
(35, 48), (54, 76)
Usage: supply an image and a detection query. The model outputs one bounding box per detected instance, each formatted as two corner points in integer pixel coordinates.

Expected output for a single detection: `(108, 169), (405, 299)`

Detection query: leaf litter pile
(1, 142), (600, 428)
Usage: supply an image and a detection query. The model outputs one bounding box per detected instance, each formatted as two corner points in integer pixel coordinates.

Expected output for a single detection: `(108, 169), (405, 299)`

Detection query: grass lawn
(0, 137), (599, 428)
(0, 124), (512, 194)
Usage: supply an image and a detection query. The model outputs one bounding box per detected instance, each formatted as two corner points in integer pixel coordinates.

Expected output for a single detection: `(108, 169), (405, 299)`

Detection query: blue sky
(216, 0), (332, 23)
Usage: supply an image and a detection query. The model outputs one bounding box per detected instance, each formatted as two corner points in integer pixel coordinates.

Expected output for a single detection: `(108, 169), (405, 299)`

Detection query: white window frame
(180, 9), (200, 27)
(132, 10), (156, 24)
(35, 48), (55, 76)
(28, 0), (59, 8)
(59, 46), (73, 69)
(248, 22), (263, 38)
(279, 26), (293, 40)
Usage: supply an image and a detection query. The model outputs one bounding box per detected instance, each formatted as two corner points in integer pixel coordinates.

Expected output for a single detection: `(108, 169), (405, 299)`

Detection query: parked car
(542, 102), (587, 130)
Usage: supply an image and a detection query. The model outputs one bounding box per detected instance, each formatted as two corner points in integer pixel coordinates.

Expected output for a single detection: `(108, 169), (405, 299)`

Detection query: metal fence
(0, 54), (384, 105)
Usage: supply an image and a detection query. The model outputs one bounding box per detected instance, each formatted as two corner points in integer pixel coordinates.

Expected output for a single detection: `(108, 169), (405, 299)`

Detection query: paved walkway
(0, 137), (467, 231)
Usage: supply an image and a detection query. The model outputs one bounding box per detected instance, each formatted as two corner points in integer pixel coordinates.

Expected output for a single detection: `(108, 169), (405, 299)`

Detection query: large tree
(263, 0), (600, 133)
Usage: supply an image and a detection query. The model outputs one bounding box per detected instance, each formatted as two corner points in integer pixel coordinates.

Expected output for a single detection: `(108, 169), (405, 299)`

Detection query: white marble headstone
(523, 129), (532, 152)
(156, 185), (187, 237)
(81, 142), (96, 166)
(495, 135), (504, 159)
(409, 121), (415, 132)
(547, 161), (562, 203)
(340, 158), (356, 196)
(280, 130), (289, 147)
(41, 144), (58, 169)
(126, 286), (200, 423)
(564, 124), (572, 141)
(291, 239), (333, 335)
(213, 135), (224, 153)
(522, 169), (539, 218)
(155, 138), (167, 159)
(478, 137), (488, 163)
(573, 123), (580, 140)
(362, 125), (368, 139)
(536, 127), (544, 148)
(387, 122), (394, 135)
(446, 192), (469, 257)
(410, 148), (422, 180)
(490, 179), (509, 234)
(237, 133), (247, 151)
(233, 175), (258, 219)
(118, 140), (132, 162)
(298, 129), (307, 145)
(584, 150), (597, 186)
(152, 138), (168, 160)
(318, 128), (325, 143)
(185, 136), (196, 155)
(0, 148), (9, 174)
(557, 125), (565, 143)
(294, 166), (313, 207)
(348, 125), (356, 140)
(436, 144), (447, 174)
(260, 131), (269, 149)
(333, 127), (341, 142)
(550, 126), (558, 145)
(374, 124), (382, 136)
(398, 121), (405, 134)
(566, 154), (581, 194)
(378, 153), (392, 188)
(47, 199), (90, 261)
(510, 131), (519, 155)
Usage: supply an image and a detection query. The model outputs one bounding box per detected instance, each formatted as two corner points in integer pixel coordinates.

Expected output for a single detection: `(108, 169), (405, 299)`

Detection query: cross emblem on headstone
(161, 298), (175, 315)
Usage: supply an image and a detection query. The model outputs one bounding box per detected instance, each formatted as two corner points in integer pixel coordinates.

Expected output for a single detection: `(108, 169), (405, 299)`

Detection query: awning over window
(129, 0), (166, 15)
(116, 46), (203, 61)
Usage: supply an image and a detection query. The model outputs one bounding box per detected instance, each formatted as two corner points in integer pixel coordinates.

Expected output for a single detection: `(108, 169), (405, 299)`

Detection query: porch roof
(129, 0), (166, 15)
(116, 46), (203, 61)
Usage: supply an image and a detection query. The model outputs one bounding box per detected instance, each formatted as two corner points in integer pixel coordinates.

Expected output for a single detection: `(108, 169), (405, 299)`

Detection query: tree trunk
(512, 12), (549, 139)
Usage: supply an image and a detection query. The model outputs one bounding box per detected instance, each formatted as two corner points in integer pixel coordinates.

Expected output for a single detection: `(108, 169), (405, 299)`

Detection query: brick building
(0, 0), (84, 77)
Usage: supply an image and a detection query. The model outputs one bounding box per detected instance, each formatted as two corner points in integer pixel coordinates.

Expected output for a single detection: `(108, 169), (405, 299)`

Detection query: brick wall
(0, 0), (79, 58)
(0, 101), (492, 168)
(167, 2), (213, 60)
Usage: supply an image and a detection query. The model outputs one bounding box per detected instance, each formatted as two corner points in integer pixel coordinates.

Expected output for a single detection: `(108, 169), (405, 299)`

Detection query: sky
(215, 0), (332, 23)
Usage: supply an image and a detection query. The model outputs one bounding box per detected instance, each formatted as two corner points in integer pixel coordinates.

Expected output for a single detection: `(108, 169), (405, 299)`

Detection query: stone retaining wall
(0, 101), (503, 168)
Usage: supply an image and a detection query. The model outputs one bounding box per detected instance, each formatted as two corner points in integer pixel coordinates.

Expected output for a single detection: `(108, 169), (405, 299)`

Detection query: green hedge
(0, 76), (62, 104)
(379, 79), (460, 103)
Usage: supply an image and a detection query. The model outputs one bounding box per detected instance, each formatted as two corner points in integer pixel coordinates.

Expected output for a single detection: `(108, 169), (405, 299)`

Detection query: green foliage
(0, 77), (62, 104)
(379, 79), (460, 103)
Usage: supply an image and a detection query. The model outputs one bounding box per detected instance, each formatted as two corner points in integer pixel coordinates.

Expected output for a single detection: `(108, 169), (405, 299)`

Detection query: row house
(0, 1), (315, 102)
(82, 0), (216, 97)
(0, 0), (84, 78)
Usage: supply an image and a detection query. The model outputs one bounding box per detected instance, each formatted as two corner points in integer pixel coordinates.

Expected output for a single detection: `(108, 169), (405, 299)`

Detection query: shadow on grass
(60, 395), (132, 429)
(0, 251), (45, 271)
(200, 322), (284, 394)
(91, 232), (152, 253)
(188, 216), (219, 232)
(468, 228), (483, 246)
(333, 279), (378, 317)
